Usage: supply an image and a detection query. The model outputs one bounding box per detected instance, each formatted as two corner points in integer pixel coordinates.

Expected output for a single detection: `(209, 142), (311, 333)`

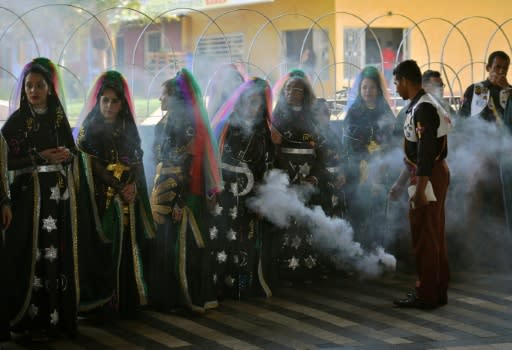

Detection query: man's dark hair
(486, 51), (510, 68)
(422, 70), (441, 85)
(393, 59), (422, 85)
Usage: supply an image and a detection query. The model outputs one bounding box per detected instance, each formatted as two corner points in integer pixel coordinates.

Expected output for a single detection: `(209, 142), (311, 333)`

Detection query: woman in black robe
(343, 66), (396, 248)
(77, 71), (155, 319)
(270, 70), (325, 284)
(0, 134), (13, 341)
(1, 57), (78, 339)
(314, 98), (347, 219)
(148, 69), (222, 313)
(210, 77), (274, 299)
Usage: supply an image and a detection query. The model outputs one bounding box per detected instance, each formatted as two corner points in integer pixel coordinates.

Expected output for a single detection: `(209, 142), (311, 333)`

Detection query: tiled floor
(2, 271), (512, 349)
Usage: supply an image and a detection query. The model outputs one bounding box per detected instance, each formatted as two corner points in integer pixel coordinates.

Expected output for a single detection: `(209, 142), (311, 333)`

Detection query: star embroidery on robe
(213, 203), (223, 216)
(29, 304), (39, 319)
(331, 194), (339, 207)
(212, 273), (218, 284)
(44, 245), (58, 262)
(288, 256), (300, 270)
(226, 229), (237, 241)
(230, 182), (239, 196)
(42, 215), (57, 232)
(209, 226), (218, 240)
(291, 235), (302, 250)
(33, 276), (43, 291)
(298, 162), (311, 176)
(306, 234), (314, 246)
(224, 275), (235, 287)
(284, 130), (293, 139)
(282, 234), (290, 247)
(229, 206), (238, 220)
(50, 309), (59, 325)
(217, 250), (227, 263)
(304, 255), (317, 269)
(58, 274), (68, 291)
(49, 185), (60, 202)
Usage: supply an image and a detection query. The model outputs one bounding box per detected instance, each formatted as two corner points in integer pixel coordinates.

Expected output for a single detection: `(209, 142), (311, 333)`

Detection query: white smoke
(247, 169), (396, 277)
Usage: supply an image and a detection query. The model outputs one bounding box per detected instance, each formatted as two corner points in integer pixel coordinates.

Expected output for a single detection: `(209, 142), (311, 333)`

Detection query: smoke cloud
(247, 169), (396, 278)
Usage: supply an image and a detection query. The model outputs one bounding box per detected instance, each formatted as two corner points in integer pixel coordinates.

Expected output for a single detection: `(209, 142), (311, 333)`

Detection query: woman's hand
(1, 205), (12, 230)
(121, 183), (137, 204)
(270, 126), (282, 145)
(388, 182), (405, 201)
(411, 190), (428, 209)
(39, 147), (71, 164)
(172, 204), (183, 222)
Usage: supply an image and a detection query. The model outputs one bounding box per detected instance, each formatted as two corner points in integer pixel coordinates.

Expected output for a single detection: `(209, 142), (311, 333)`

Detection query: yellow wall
(185, 0), (336, 95)
(335, 0), (512, 96)
(183, 0), (511, 98)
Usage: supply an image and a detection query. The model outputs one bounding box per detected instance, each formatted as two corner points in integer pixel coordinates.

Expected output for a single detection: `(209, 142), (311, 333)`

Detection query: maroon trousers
(409, 160), (450, 306)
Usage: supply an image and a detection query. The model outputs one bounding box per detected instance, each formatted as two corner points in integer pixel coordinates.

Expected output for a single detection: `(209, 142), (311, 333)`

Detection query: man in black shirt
(389, 60), (450, 309)
(458, 51), (512, 260)
(459, 51), (511, 122)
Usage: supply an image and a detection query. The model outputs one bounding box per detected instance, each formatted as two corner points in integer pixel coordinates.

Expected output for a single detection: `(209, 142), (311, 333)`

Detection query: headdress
(344, 66), (392, 113)
(74, 70), (135, 138)
(174, 68), (222, 197)
(211, 77), (272, 154)
(9, 57), (66, 115)
(205, 63), (247, 118)
(271, 69), (316, 123)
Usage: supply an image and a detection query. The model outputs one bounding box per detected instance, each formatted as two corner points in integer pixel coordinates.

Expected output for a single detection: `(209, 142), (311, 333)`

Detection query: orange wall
(335, 0), (512, 96)
(185, 0), (336, 95)
(182, 0), (511, 98)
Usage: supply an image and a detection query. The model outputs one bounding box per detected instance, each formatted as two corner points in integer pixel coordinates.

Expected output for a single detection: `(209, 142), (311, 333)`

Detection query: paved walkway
(2, 271), (512, 349)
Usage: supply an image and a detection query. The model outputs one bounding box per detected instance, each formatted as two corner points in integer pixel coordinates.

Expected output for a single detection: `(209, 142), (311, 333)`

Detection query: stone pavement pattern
(1, 272), (512, 349)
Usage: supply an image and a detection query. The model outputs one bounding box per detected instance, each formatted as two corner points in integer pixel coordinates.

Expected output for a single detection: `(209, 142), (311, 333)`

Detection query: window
(283, 28), (329, 79)
(343, 27), (407, 80)
(146, 31), (162, 53)
(196, 32), (245, 61)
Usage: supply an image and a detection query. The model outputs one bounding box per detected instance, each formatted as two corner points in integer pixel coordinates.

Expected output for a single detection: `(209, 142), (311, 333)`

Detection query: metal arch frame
(56, 5), (118, 67)
(6, 62), (87, 116)
(441, 16), (512, 82)
(302, 11), (382, 105)
(0, 66), (18, 82)
(296, 13), (335, 99)
(246, 12), (333, 75)
(397, 17), (472, 100)
(53, 63), (88, 116)
(90, 61), (161, 120)
(418, 61), (464, 109)
(191, 8), (282, 69)
(188, 8), (245, 75)
(3, 66), (20, 114)
(484, 18), (512, 68)
(245, 12), (287, 69)
(262, 60), (289, 83)
(452, 61), (486, 91)
(311, 60), (363, 93)
(132, 8), (194, 75)
(262, 59), (329, 99)
(368, 13), (432, 72)
(202, 60), (268, 100)
(397, 17), (472, 72)
(0, 6), (40, 56)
